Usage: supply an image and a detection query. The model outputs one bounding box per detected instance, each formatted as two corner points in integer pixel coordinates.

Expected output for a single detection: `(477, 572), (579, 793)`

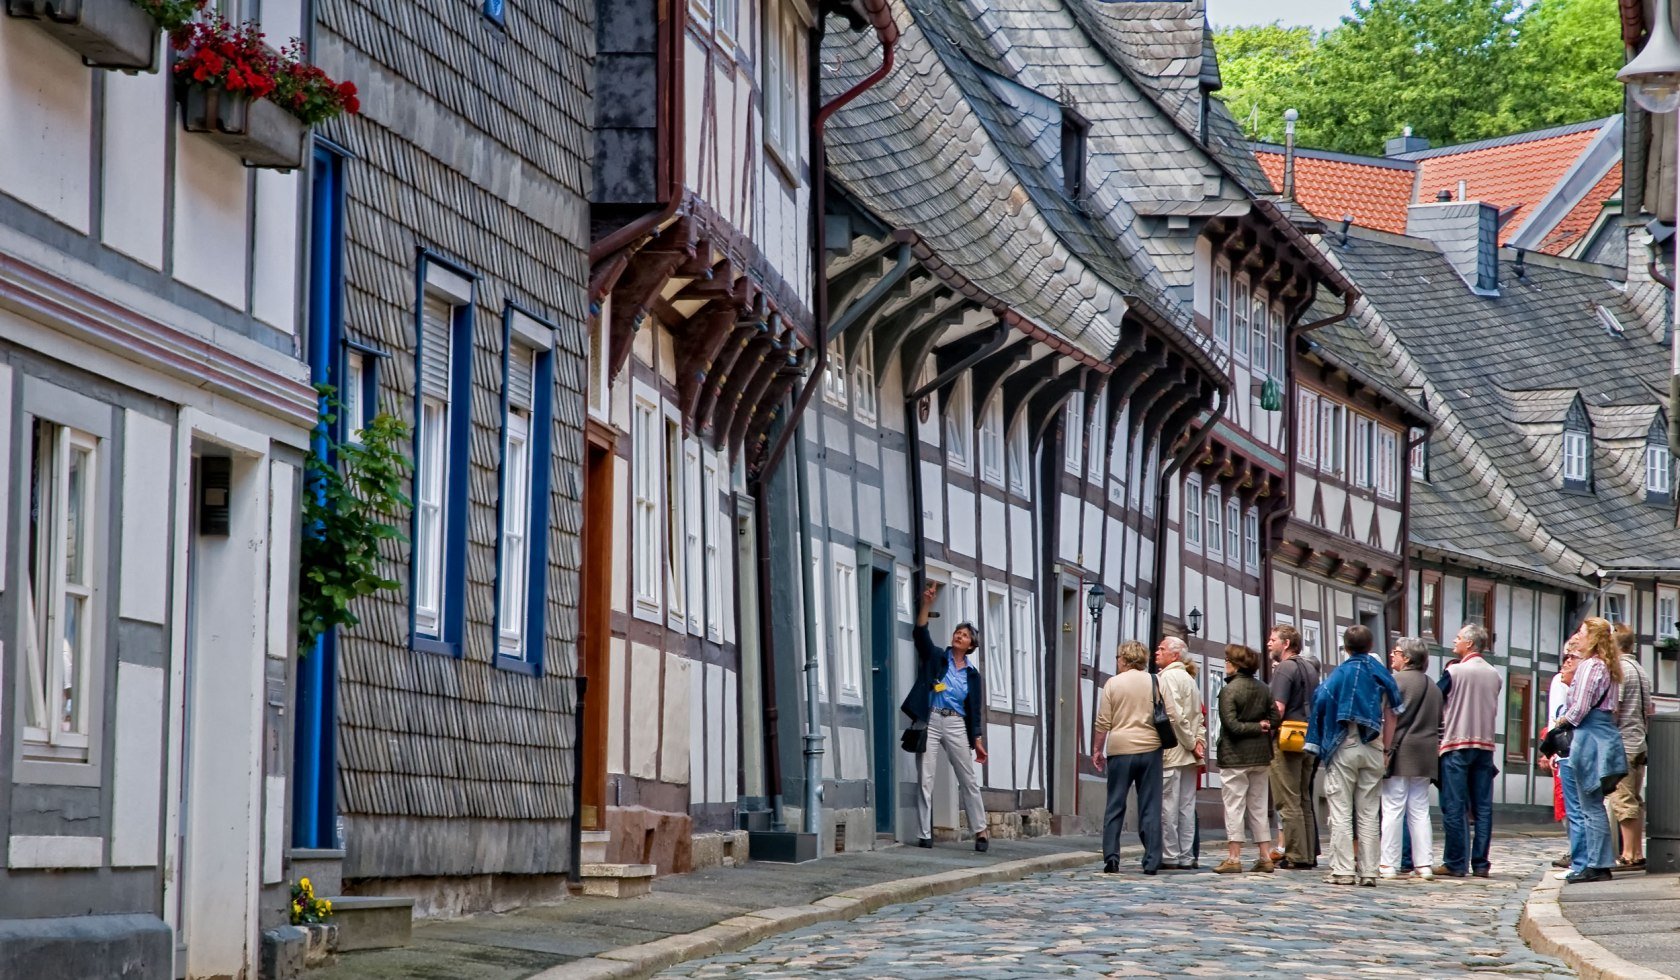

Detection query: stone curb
(1518, 870), (1673, 980)
(527, 849), (1101, 980)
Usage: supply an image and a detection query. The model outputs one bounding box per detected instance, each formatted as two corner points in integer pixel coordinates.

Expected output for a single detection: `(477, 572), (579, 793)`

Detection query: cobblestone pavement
(661, 837), (1574, 978)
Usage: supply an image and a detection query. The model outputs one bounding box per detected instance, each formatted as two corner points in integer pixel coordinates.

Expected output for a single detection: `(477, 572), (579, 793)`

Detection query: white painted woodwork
(266, 461), (297, 659)
(724, 669), (739, 804)
(8, 834), (102, 868)
(263, 774), (285, 884)
(689, 663), (705, 804)
(0, 363), (9, 593)
(706, 663), (725, 801)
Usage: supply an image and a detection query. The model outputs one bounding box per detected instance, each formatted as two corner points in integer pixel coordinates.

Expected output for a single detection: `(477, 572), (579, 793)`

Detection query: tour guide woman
(1555, 617), (1630, 883)
(904, 582), (990, 851)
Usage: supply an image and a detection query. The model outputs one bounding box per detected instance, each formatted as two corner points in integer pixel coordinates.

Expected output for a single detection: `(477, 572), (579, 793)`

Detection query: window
(822, 339), (848, 408)
(631, 392), (661, 614)
(23, 419), (102, 762)
(704, 454), (724, 641)
(945, 373), (973, 473)
(1205, 486), (1223, 560)
(1659, 589), (1679, 639)
(763, 0), (802, 172)
(1225, 497), (1242, 566)
(896, 567), (912, 621)
(1269, 307), (1286, 380)
(1250, 294), (1269, 374)
(1353, 415), (1374, 489)
(1184, 475), (1203, 550)
(1212, 263), (1231, 350)
(1466, 581), (1494, 640)
(1244, 506), (1260, 574)
(1420, 572), (1441, 642)
(852, 335), (877, 425)
(833, 554), (862, 701)
(683, 438), (703, 634)
(986, 584), (1011, 708)
(1604, 591), (1628, 625)
(1142, 450), (1158, 517)
(412, 264), (473, 651)
(497, 340), (537, 660)
(1648, 444), (1671, 499)
(947, 572), (977, 633)
(1233, 279), (1251, 361)
(1563, 431), (1589, 485)
(1088, 386), (1107, 477)
(1061, 109), (1089, 198)
(342, 350), (367, 444)
(665, 417), (687, 627)
(809, 542), (827, 695)
(1410, 429), (1428, 480)
(1108, 404), (1130, 494)
(483, 0), (504, 23)
(1320, 401), (1344, 476)
(1377, 428), (1399, 500)
(1007, 414), (1030, 496)
(715, 0), (736, 42)
(1298, 390), (1319, 465)
(1011, 590), (1037, 712)
(588, 297), (612, 420)
(979, 393), (1005, 486)
(1064, 391), (1085, 474)
(1506, 675), (1532, 763)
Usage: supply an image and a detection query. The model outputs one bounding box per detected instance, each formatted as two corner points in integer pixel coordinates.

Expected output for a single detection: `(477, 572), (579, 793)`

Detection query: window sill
(495, 653), (541, 676)
(410, 635), (460, 658)
(766, 139), (799, 188)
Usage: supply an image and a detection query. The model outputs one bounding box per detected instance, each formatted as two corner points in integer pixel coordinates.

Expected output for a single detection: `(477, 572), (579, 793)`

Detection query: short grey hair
(1161, 636), (1188, 658)
(1396, 637), (1430, 670)
(1459, 623), (1489, 653)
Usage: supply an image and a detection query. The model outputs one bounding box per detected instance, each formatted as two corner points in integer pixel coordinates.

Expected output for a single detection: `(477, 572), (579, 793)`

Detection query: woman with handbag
(1379, 637), (1442, 879)
(1554, 618), (1630, 884)
(1091, 640), (1174, 875)
(1542, 645), (1581, 878)
(1215, 644), (1282, 874)
(902, 582), (990, 852)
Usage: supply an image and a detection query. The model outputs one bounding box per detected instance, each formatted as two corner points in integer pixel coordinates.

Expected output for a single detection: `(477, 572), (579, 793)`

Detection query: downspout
(588, 0), (686, 263)
(1150, 387), (1229, 645)
(754, 493), (786, 830)
(1396, 424), (1430, 638)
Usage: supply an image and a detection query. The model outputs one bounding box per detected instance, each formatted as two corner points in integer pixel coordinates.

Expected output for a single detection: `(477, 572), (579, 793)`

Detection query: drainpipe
(1150, 388), (1228, 645)
(589, 0), (686, 264)
(1396, 423), (1430, 636)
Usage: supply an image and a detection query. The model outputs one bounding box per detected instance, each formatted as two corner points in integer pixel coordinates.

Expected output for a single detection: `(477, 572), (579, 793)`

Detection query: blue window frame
(410, 251), (476, 656)
(494, 306), (555, 675)
(483, 0), (505, 24)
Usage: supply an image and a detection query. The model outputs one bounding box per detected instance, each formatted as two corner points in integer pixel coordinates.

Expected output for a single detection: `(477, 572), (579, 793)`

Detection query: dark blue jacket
(901, 625), (985, 748)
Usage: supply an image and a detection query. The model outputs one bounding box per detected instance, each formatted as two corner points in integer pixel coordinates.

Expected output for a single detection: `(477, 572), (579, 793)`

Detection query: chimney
(1385, 125), (1430, 157)
(1282, 108), (1299, 201)
(1406, 200), (1499, 296)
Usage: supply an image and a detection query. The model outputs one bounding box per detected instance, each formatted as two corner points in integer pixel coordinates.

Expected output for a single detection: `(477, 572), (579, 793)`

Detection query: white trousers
(1325, 735), (1384, 878)
(1380, 776), (1435, 871)
(916, 711), (988, 840)
(1162, 764), (1198, 865)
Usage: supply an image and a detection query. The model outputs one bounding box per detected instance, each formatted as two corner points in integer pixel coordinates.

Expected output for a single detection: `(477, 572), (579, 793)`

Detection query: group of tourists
(903, 579), (1653, 884)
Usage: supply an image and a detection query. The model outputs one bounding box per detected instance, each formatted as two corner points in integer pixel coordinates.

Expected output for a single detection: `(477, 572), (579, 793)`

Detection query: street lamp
(1086, 583), (1106, 626)
(1621, 0), (1680, 455)
(1187, 607), (1203, 636)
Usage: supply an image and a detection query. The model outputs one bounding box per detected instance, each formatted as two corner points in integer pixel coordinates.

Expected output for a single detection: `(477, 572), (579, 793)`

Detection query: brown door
(579, 423), (615, 829)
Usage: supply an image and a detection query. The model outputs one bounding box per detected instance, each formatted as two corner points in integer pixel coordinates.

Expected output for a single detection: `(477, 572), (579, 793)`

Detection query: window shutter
(421, 297), (453, 398)
(508, 344), (535, 411)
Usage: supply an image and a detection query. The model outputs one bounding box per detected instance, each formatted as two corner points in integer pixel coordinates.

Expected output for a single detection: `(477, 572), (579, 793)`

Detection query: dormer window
(1647, 416), (1671, 503)
(1061, 108), (1089, 198)
(1562, 397), (1592, 491)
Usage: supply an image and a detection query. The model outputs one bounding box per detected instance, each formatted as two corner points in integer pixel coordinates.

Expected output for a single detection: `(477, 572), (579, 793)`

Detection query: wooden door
(579, 423), (615, 829)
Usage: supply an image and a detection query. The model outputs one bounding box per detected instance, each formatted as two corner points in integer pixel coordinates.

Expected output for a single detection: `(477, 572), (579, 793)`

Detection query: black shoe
(1103, 858), (1120, 874)
(1143, 868), (1158, 876)
(1472, 868), (1490, 878)
(1552, 855), (1572, 869)
(917, 838), (933, 848)
(1565, 867), (1612, 884)
(975, 836), (989, 853)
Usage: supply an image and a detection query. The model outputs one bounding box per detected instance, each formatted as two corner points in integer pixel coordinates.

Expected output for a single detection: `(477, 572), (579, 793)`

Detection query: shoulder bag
(1540, 721), (1573, 760)
(1151, 674), (1180, 752)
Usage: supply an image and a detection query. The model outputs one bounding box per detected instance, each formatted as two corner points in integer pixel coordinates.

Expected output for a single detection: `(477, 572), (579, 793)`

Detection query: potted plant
(270, 40), (359, 126)
(5, 0), (200, 71)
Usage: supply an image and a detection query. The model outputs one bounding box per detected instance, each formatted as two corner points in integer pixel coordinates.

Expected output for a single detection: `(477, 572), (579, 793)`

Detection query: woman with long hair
(1555, 618), (1630, 883)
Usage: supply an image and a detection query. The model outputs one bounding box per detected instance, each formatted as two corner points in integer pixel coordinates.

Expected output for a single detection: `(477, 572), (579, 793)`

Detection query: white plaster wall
(986, 722), (1013, 791)
(0, 19), (92, 233)
(1058, 492), (1079, 561)
(172, 131), (250, 309)
(948, 484), (976, 557)
(979, 494), (1006, 569)
(251, 170), (300, 333)
(627, 642), (660, 779)
(607, 637), (627, 774)
(921, 461), (944, 542)
(724, 669), (738, 804)
(111, 662), (165, 868)
(662, 654), (693, 784)
(1009, 504), (1033, 578)
(120, 411), (173, 624)
(101, 67), (167, 268)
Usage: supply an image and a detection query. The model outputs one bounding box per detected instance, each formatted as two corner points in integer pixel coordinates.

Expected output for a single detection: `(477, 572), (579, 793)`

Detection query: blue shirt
(1305, 652), (1403, 764)
(931, 654), (969, 713)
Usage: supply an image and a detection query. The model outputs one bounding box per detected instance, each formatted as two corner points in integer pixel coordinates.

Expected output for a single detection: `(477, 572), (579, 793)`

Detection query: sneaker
(1358, 877), (1378, 887)
(1433, 864), (1466, 878)
(1417, 867), (1434, 881)
(1565, 867), (1612, 884)
(917, 838), (933, 848)
(1378, 866), (1401, 879)
(1102, 858), (1120, 874)
(1554, 870), (1574, 881)
(1213, 858), (1244, 874)
(1325, 873), (1357, 885)
(1552, 855), (1572, 869)
(1250, 858), (1275, 873)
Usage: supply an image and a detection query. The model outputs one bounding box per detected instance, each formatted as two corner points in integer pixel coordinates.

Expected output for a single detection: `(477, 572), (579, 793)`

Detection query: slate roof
(822, 0), (1226, 371)
(1320, 229), (1680, 582)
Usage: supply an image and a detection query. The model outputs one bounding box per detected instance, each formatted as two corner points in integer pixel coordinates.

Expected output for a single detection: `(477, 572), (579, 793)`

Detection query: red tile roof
(1411, 126), (1604, 245)
(1253, 149), (1415, 234)
(1537, 161), (1622, 256)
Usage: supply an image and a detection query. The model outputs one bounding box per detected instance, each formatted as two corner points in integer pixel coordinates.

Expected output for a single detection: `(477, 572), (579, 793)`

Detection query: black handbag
(1151, 675), (1180, 752)
(1540, 722), (1573, 760)
(901, 722), (928, 754)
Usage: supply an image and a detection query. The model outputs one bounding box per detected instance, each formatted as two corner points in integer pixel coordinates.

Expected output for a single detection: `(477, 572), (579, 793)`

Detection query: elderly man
(1267, 624), (1321, 869)
(1436, 623), (1502, 878)
(1610, 624), (1654, 869)
(1305, 625), (1400, 886)
(1155, 636), (1206, 870)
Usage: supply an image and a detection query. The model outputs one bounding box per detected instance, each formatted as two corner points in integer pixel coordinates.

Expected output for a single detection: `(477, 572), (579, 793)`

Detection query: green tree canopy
(1214, 0), (1624, 154)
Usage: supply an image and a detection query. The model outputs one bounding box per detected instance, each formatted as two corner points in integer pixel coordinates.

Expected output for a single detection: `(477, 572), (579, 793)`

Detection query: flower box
(5, 0), (160, 71)
(179, 83), (306, 170)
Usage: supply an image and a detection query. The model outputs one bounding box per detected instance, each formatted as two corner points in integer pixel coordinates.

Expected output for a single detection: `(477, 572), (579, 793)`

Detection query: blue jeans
(1440, 748), (1495, 874)
(1103, 751), (1164, 872)
(1560, 756), (1586, 873)
(1570, 752), (1617, 871)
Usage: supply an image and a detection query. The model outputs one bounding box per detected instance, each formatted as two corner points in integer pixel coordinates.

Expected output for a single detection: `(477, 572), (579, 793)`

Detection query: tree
(1213, 0), (1623, 155)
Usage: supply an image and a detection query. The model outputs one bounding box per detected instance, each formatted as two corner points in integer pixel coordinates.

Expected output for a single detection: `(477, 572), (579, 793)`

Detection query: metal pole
(1671, 109), (1680, 456)
(794, 424), (825, 838)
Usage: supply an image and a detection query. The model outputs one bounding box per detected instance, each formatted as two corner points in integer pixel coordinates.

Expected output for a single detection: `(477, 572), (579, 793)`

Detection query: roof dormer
(1562, 395), (1593, 493)
(1647, 413), (1672, 505)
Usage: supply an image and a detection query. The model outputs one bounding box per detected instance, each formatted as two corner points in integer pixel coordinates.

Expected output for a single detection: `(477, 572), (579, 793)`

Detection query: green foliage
(296, 388), (411, 655)
(1214, 0), (1624, 155)
(133, 0), (205, 31)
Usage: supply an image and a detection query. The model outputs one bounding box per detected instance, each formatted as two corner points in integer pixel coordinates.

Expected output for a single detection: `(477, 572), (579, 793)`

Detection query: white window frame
(1563, 430), (1589, 483)
(896, 566), (912, 622)
(809, 540), (827, 695)
(1603, 589), (1630, 625)
(1410, 428), (1428, 480)
(947, 571), (977, 629)
(414, 295), (455, 639)
(985, 582), (1012, 709)
(1205, 485), (1224, 560)
(1320, 401), (1344, 476)
(832, 551), (863, 703)
(1225, 497), (1242, 567)
(1007, 413), (1030, 496)
(1064, 391), (1085, 474)
(1212, 262), (1231, 350)
(1353, 415), (1374, 489)
(684, 438), (704, 635)
(588, 296), (612, 420)
(1011, 589), (1037, 712)
(631, 388), (662, 617)
(1088, 387), (1107, 477)
(1377, 428), (1399, 499)
(1184, 475), (1203, 551)
(343, 350), (367, 444)
(822, 338), (848, 409)
(1269, 307), (1286, 380)
(714, 0), (737, 47)
(704, 453), (724, 642)
(497, 409), (532, 656)
(1649, 444), (1672, 496)
(1298, 389), (1319, 466)
(945, 373), (973, 474)
(763, 0), (803, 177)
(1244, 506), (1260, 575)
(1142, 449), (1158, 517)
(1232, 278), (1251, 363)
(664, 414), (689, 630)
(852, 335), (877, 425)
(1250, 293), (1269, 376)
(979, 392), (1005, 486)
(1659, 588), (1679, 639)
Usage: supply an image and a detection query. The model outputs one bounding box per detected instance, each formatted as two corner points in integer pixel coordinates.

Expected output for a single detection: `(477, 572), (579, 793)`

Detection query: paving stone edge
(1518, 871), (1673, 980)
(526, 849), (1102, 980)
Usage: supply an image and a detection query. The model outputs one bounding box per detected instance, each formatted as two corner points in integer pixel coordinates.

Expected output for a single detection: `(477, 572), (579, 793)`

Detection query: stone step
(578, 863), (655, 899)
(287, 847), (345, 898)
(580, 830), (612, 865)
(323, 895), (414, 952)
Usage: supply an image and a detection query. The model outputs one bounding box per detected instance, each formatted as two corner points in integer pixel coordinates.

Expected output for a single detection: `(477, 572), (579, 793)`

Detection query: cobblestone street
(661, 837), (1573, 979)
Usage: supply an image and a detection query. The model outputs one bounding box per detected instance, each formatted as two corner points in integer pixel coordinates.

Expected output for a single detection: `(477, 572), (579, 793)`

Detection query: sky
(1205, 0), (1354, 30)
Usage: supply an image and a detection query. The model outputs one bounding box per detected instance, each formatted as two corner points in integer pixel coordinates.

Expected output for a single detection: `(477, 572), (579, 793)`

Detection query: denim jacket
(1304, 653), (1402, 764)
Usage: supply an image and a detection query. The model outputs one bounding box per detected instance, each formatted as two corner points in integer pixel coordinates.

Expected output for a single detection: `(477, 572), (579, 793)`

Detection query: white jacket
(1159, 660), (1205, 769)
